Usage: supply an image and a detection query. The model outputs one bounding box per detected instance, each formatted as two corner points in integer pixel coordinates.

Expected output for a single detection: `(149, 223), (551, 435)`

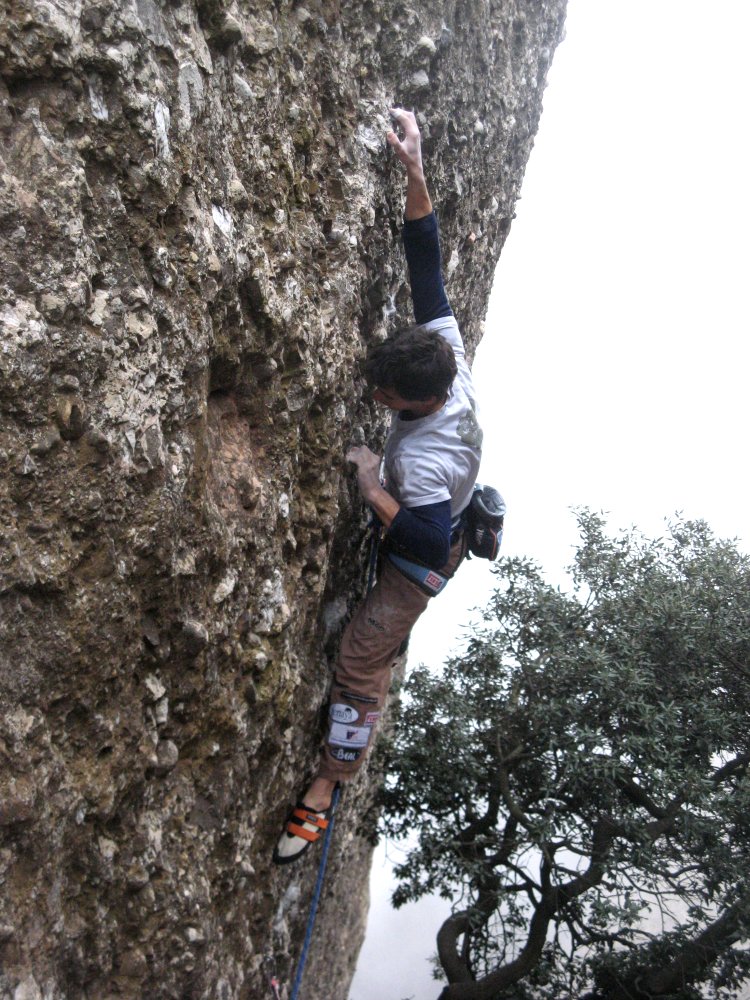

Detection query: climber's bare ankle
(303, 777), (336, 812)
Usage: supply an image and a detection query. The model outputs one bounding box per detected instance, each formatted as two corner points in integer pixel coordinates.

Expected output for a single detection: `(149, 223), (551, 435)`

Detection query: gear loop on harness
(366, 514), (382, 594)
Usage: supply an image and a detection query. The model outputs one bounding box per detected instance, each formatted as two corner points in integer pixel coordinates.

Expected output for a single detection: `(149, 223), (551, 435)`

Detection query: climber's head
(364, 327), (456, 413)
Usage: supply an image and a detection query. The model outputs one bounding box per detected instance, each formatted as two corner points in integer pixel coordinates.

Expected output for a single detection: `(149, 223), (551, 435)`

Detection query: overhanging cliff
(0, 1), (566, 997)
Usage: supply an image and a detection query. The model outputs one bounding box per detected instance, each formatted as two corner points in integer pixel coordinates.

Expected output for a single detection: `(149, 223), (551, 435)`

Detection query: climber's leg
(317, 535), (466, 786)
(273, 537), (465, 864)
(315, 556), (429, 785)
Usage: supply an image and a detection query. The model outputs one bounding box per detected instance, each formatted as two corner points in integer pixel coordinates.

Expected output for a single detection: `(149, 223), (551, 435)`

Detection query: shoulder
(420, 315), (465, 359)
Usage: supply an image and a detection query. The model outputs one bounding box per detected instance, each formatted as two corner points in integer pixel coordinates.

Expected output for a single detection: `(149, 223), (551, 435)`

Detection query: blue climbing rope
(283, 523), (380, 1000)
(289, 783), (342, 1000)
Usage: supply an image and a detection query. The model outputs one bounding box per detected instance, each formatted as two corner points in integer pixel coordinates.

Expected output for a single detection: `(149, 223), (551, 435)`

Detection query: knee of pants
(324, 697), (383, 767)
(338, 609), (417, 683)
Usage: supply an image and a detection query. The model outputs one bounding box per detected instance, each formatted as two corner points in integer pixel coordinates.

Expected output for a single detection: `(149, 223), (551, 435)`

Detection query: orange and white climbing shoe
(272, 800), (332, 865)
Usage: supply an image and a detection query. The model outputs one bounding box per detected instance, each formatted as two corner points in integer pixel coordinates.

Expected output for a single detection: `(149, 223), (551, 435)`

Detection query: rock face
(0, 1), (566, 997)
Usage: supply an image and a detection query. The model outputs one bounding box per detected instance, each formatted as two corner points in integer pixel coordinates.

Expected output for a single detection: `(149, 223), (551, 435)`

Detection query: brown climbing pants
(318, 535), (466, 783)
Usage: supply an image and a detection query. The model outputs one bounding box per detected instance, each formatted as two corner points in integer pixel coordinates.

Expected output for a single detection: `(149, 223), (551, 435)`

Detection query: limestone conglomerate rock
(0, 1), (566, 997)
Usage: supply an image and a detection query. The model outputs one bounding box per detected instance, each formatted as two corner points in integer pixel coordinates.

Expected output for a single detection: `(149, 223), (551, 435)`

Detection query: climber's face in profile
(372, 385), (412, 410)
(372, 385), (442, 415)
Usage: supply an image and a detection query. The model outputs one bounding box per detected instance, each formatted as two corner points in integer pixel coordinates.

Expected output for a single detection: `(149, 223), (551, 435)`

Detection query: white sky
(350, 2), (750, 998)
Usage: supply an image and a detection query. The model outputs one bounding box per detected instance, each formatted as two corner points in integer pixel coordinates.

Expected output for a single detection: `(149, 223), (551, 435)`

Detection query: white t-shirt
(382, 316), (482, 519)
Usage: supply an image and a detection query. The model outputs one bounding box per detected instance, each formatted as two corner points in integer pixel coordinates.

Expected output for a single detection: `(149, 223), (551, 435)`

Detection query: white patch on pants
(328, 722), (372, 749)
(329, 703), (359, 724)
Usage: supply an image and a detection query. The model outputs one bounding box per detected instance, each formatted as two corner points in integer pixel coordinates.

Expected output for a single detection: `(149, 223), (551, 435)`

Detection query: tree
(379, 512), (750, 1000)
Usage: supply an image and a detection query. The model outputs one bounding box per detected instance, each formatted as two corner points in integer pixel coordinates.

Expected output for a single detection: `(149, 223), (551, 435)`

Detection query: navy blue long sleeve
(389, 213), (455, 568)
(387, 499), (452, 569)
(402, 212), (453, 325)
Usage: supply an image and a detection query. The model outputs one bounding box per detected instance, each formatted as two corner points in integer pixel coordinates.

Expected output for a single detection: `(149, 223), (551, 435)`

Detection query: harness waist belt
(386, 552), (449, 596)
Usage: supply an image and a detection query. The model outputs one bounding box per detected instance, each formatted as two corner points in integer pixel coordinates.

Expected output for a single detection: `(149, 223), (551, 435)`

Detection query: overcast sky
(350, 2), (749, 997)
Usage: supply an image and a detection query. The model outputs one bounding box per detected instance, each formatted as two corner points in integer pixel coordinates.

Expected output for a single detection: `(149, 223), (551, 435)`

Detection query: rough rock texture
(0, 1), (566, 997)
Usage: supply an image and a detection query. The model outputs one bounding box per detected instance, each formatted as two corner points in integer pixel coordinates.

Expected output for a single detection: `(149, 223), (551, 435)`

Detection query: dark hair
(364, 327), (457, 401)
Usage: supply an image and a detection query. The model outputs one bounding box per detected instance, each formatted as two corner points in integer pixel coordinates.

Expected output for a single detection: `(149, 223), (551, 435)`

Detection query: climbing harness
(382, 513), (469, 597)
(278, 523), (380, 999)
(385, 551), (449, 596)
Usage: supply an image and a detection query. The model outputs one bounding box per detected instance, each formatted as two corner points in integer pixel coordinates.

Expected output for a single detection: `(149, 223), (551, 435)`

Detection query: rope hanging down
(289, 782), (342, 1000)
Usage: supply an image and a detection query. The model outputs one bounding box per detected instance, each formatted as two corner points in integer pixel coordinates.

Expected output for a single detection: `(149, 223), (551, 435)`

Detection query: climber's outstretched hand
(386, 107), (432, 219)
(386, 107), (424, 176)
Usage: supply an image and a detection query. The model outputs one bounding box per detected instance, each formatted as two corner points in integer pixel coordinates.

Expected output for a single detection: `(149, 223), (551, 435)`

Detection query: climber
(273, 107), (483, 864)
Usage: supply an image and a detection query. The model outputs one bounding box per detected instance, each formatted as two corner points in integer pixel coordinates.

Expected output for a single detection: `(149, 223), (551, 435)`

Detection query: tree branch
(599, 894), (750, 1000)
(645, 898), (748, 994)
(712, 752), (750, 784)
(497, 765), (532, 829)
(437, 911), (473, 985)
(438, 817), (621, 1000)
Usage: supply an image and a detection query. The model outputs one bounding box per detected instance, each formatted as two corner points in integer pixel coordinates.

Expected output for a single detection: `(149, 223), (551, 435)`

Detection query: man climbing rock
(273, 107), (483, 864)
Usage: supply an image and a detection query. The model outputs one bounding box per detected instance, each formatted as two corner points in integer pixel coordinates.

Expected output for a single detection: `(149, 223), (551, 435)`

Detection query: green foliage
(379, 512), (750, 999)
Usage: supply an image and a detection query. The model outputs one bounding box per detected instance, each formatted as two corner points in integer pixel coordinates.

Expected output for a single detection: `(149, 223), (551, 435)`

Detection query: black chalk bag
(466, 484), (506, 560)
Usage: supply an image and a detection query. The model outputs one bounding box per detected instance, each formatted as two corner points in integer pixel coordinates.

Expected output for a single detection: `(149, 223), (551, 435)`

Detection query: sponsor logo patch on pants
(329, 703), (359, 724)
(328, 746), (362, 763)
(328, 722), (372, 748)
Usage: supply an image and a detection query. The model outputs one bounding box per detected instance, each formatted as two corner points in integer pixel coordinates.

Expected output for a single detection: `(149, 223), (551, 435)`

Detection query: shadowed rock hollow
(0, 1), (566, 997)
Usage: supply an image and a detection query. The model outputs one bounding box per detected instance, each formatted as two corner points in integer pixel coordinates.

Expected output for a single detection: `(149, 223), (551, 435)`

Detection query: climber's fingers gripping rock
(386, 107), (423, 174)
(345, 444), (382, 498)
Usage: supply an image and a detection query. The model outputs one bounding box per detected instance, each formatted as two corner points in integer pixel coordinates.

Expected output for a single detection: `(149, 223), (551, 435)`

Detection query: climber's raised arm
(387, 107), (452, 326)
(386, 107), (432, 221)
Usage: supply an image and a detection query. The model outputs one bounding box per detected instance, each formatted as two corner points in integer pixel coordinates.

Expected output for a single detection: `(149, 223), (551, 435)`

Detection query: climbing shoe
(272, 800), (332, 865)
